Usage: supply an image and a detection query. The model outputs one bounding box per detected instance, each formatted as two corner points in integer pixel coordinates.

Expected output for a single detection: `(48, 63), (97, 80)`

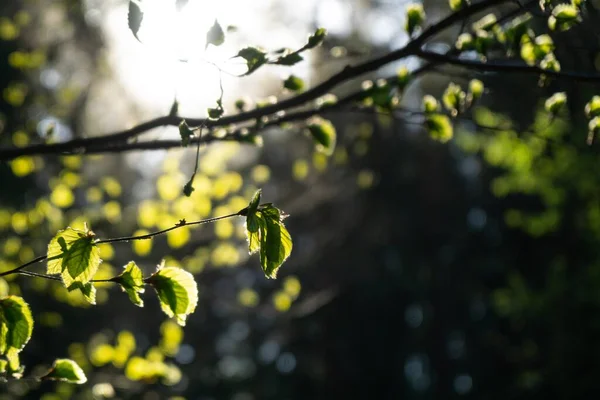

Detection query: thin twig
(0, 211), (243, 279)
(0, 0), (513, 160)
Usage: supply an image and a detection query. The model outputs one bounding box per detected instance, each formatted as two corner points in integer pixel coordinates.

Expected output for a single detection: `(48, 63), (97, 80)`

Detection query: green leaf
(468, 79), (484, 101)
(205, 19), (225, 49)
(47, 227), (101, 289)
(540, 53), (560, 73)
(0, 296), (33, 352)
(67, 282), (97, 305)
(505, 13), (531, 54)
(257, 205), (293, 279)
(246, 213), (262, 255)
(544, 92), (567, 114)
(405, 3), (425, 36)
(283, 75), (304, 92)
(41, 359), (87, 384)
(247, 189), (261, 215)
(114, 261), (145, 307)
(276, 52), (303, 66)
(236, 47), (268, 75)
(148, 266), (198, 326)
(442, 83), (466, 116)
(307, 118), (336, 156)
(548, 4), (580, 31)
(128, 0), (143, 42)
(422, 95), (439, 113)
(179, 120), (193, 147)
(585, 96), (600, 119)
(449, 0), (469, 11)
(426, 114), (454, 143)
(455, 33), (475, 51)
(243, 193), (293, 278)
(0, 296), (33, 371)
(235, 98), (247, 112)
(207, 107), (224, 120)
(306, 28), (327, 49)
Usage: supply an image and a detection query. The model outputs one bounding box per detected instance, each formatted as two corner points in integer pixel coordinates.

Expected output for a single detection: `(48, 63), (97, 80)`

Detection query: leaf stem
(0, 211), (244, 278)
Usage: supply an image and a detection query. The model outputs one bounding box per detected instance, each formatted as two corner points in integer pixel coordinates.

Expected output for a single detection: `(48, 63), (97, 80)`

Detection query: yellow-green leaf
(41, 358), (87, 384)
(307, 118), (336, 156)
(148, 266), (198, 326)
(258, 205), (292, 279)
(426, 114), (454, 142)
(67, 282), (97, 305)
(114, 261), (145, 307)
(47, 227), (101, 289)
(0, 296), (33, 371)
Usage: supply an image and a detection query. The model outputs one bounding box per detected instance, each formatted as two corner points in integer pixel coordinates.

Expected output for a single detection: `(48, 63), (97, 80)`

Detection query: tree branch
(416, 49), (600, 83)
(0, 0), (511, 161)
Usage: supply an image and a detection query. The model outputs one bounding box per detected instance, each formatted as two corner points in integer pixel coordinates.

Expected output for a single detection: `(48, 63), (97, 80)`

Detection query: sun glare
(103, 0), (255, 118)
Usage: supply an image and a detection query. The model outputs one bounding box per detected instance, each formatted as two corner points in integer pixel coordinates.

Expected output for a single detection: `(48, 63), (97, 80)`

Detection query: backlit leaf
(148, 266), (198, 326)
(114, 261), (145, 307)
(41, 359), (87, 384)
(306, 28), (327, 49)
(307, 118), (337, 156)
(0, 296), (33, 371)
(236, 47), (268, 75)
(47, 226), (101, 289)
(283, 75), (304, 92)
(426, 114), (454, 142)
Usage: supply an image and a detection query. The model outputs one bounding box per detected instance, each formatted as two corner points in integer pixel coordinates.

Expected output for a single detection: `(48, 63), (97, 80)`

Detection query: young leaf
(468, 79), (484, 101)
(179, 120), (194, 147)
(456, 33), (475, 51)
(67, 282), (97, 305)
(114, 261), (145, 307)
(205, 19), (225, 49)
(128, 0), (144, 42)
(426, 114), (454, 142)
(283, 75), (304, 92)
(405, 4), (426, 37)
(307, 118), (337, 156)
(0, 296), (33, 371)
(257, 205), (293, 279)
(41, 359), (87, 384)
(585, 96), (600, 119)
(306, 28), (327, 49)
(544, 92), (567, 114)
(244, 188), (262, 255)
(147, 266), (198, 326)
(236, 47), (268, 75)
(47, 227), (101, 290)
(207, 106), (224, 120)
(548, 4), (580, 31)
(449, 0), (469, 11)
(442, 83), (466, 116)
(276, 52), (303, 66)
(422, 95), (439, 113)
(247, 189), (261, 217)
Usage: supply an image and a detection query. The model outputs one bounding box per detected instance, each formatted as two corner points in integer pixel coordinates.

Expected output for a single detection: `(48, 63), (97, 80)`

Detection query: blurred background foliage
(1, 0), (600, 399)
